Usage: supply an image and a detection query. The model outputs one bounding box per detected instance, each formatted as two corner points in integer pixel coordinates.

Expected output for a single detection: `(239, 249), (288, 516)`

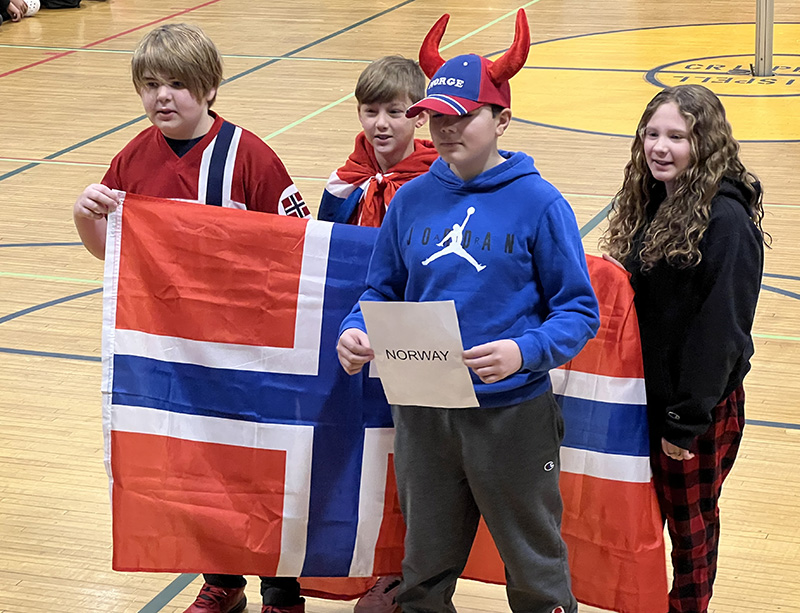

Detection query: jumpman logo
(421, 206), (486, 272)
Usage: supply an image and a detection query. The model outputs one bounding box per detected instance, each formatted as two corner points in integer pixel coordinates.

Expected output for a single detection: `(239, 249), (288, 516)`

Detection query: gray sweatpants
(391, 391), (577, 613)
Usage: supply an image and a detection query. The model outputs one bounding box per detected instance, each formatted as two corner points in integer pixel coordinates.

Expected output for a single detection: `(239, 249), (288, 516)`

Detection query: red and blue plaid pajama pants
(651, 385), (745, 613)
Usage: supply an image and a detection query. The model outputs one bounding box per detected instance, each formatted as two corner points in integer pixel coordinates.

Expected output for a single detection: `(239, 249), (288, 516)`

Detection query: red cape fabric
(335, 133), (437, 227)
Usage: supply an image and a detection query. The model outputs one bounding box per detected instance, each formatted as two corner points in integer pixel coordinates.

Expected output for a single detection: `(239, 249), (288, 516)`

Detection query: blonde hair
(602, 84), (765, 271)
(355, 55), (426, 106)
(131, 23), (223, 107)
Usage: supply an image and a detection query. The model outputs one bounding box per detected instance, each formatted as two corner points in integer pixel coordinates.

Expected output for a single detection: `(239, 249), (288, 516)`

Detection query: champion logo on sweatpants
(552, 606), (565, 613)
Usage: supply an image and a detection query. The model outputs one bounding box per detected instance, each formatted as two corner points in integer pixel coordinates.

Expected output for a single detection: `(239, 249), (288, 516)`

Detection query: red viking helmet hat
(419, 9), (530, 84)
(406, 9), (530, 117)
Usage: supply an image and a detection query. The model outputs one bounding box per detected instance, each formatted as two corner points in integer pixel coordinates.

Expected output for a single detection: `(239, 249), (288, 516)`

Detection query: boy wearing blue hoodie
(336, 11), (599, 613)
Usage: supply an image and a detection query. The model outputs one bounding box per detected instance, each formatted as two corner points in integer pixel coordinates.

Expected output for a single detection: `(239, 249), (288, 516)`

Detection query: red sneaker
(183, 583), (247, 613)
(354, 576), (402, 613)
(261, 603), (305, 613)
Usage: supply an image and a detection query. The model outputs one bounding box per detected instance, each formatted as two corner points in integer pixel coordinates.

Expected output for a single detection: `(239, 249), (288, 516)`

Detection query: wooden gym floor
(0, 1), (798, 611)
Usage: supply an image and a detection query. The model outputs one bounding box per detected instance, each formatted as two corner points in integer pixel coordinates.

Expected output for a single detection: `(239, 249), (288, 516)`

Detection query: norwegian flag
(280, 188), (311, 218)
(103, 193), (400, 577)
(102, 193), (666, 612)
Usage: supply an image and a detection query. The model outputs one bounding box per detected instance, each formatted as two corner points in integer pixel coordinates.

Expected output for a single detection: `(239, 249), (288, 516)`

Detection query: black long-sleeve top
(625, 178), (764, 450)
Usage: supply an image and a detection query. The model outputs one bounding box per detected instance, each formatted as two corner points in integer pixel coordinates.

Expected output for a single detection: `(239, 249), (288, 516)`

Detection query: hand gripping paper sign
(360, 300), (479, 408)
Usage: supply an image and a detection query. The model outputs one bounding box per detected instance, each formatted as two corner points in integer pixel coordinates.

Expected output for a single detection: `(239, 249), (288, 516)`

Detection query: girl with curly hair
(602, 84), (766, 612)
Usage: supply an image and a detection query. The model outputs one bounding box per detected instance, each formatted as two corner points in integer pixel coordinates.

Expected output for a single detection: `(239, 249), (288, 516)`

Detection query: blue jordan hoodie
(340, 151), (600, 408)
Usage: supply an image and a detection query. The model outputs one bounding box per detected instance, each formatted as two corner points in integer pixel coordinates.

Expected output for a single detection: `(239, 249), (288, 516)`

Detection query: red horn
(419, 14), (450, 78)
(487, 9), (530, 84)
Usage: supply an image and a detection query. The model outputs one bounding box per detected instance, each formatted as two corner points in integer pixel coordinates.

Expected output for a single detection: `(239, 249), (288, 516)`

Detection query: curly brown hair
(601, 84), (765, 271)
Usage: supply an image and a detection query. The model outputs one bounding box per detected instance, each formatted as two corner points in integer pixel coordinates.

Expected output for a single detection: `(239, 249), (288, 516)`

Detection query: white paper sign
(360, 300), (479, 408)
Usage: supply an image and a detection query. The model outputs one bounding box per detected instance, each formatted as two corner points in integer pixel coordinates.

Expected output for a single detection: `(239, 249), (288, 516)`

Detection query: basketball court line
(0, 241), (84, 247)
(0, 0), (224, 80)
(0, 115), (150, 183)
(754, 333), (800, 342)
(0, 0), (420, 185)
(0, 271), (98, 284)
(762, 285), (800, 300)
(0, 287), (102, 325)
(645, 53), (800, 97)
(512, 116), (800, 144)
(519, 65), (800, 78)
(0, 156), (107, 167)
(0, 44), (372, 64)
(4, 14), (797, 183)
(138, 574), (199, 613)
(0, 346), (101, 362)
(263, 1), (543, 141)
(527, 20), (800, 46)
(763, 273), (800, 281)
